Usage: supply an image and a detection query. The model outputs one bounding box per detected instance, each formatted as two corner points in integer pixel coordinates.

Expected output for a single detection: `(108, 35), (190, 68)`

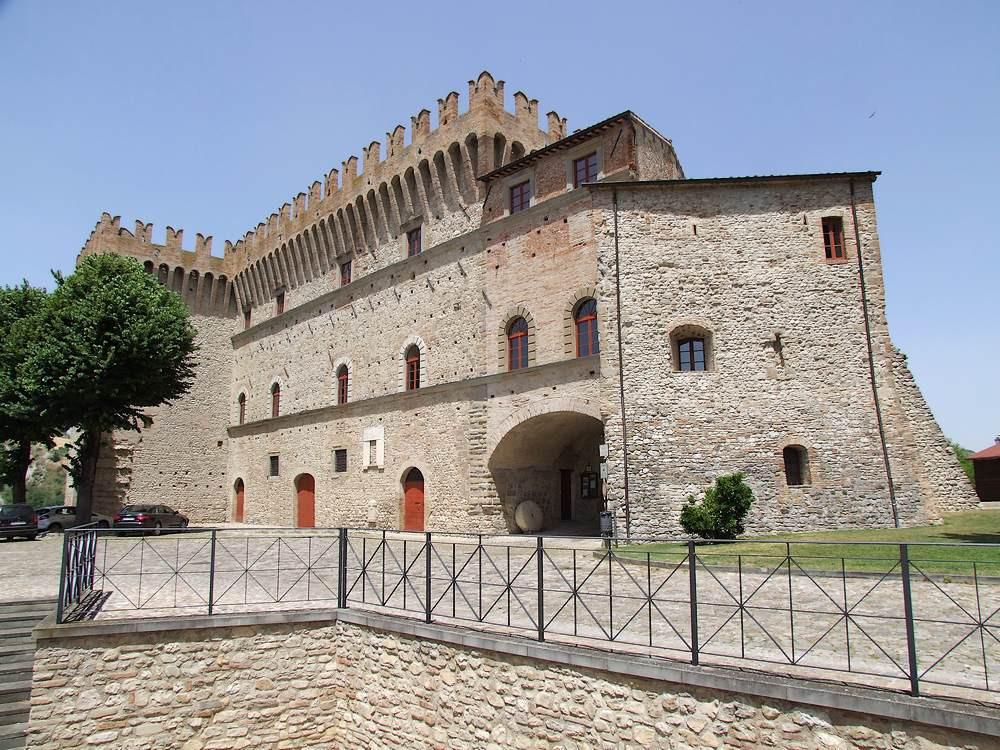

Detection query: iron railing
(57, 526), (1000, 702)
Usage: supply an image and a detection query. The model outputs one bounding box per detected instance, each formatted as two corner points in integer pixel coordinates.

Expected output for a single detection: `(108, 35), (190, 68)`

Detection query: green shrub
(680, 472), (754, 540)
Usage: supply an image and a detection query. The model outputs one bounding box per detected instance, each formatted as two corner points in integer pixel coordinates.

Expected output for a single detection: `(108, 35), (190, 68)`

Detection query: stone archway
(488, 400), (604, 534)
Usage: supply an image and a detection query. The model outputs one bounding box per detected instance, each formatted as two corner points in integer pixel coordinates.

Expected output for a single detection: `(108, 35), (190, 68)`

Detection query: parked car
(0, 504), (39, 541)
(113, 504), (189, 534)
(37, 505), (112, 532)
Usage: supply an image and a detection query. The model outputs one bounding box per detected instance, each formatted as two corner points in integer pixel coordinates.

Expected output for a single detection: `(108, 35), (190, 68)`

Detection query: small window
(573, 152), (599, 187)
(336, 365), (349, 405)
(334, 449), (347, 473)
(507, 317), (529, 371)
(269, 455), (280, 477)
(822, 217), (845, 260)
(275, 292), (285, 315)
(405, 345), (421, 390)
(244, 308), (252, 329)
(271, 383), (281, 418)
(237, 393), (246, 425)
(574, 299), (599, 357)
(678, 338), (706, 372)
(510, 181), (531, 214)
(783, 445), (810, 486)
(407, 227), (422, 257)
(340, 260), (352, 286)
(581, 472), (599, 499)
(368, 440), (378, 467)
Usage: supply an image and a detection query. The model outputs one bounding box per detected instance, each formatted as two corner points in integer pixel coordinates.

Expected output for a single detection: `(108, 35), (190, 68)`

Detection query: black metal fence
(57, 526), (1000, 702)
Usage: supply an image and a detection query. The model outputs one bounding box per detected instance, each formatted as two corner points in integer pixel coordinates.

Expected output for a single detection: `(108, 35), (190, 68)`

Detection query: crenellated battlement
(79, 212), (238, 317)
(225, 71), (562, 286)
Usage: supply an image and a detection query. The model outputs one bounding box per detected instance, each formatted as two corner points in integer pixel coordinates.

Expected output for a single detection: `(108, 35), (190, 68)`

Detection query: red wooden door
(296, 474), (315, 528)
(234, 479), (245, 523)
(403, 469), (424, 531)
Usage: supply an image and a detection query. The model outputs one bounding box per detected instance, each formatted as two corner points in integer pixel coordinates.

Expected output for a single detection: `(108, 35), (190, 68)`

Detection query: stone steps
(0, 599), (54, 750)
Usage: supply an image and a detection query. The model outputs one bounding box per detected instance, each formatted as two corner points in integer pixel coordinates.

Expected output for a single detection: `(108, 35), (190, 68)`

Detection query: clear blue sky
(1, 1), (997, 450)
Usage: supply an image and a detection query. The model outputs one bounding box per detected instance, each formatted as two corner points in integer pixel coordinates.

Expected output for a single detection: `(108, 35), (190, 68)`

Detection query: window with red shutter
(822, 217), (845, 260)
(507, 317), (529, 371)
(270, 383), (280, 418)
(340, 260), (352, 285)
(405, 345), (421, 390)
(337, 365), (349, 405)
(407, 227), (422, 257)
(574, 299), (599, 357)
(510, 181), (531, 213)
(573, 152), (599, 187)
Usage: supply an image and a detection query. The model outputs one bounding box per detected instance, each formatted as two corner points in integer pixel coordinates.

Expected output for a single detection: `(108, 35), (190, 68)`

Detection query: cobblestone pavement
(55, 528), (1000, 705)
(0, 534), (62, 603)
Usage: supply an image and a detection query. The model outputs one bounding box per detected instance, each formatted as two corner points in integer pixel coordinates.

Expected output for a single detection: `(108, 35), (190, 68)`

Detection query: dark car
(0, 504), (39, 541)
(113, 504), (189, 534)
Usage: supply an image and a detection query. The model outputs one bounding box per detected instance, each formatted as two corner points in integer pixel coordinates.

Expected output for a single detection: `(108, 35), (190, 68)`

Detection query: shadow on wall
(488, 411), (604, 535)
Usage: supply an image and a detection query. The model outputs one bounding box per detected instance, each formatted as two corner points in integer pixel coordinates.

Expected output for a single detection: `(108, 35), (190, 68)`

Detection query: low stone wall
(29, 611), (999, 749)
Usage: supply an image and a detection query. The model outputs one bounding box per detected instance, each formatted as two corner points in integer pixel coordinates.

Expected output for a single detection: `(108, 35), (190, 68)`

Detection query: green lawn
(618, 510), (1000, 575)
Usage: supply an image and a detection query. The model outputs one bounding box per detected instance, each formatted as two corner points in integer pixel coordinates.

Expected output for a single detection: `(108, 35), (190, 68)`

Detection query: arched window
(405, 345), (421, 390)
(507, 317), (529, 371)
(237, 393), (246, 425)
(783, 445), (811, 486)
(678, 337), (706, 372)
(271, 383), (281, 418)
(337, 365), (349, 405)
(574, 299), (599, 357)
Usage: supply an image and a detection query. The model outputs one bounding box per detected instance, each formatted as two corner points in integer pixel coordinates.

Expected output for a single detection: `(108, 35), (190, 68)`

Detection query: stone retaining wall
(28, 611), (998, 749)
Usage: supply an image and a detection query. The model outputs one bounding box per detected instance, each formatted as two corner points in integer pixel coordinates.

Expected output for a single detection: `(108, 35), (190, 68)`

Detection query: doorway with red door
(402, 468), (425, 531)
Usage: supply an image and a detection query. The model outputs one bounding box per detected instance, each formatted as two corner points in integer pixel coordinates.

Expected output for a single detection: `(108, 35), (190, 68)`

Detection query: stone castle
(78, 71), (976, 536)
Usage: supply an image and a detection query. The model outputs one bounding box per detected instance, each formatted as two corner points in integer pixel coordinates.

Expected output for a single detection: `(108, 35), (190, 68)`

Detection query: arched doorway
(295, 474), (315, 528)
(234, 478), (245, 523)
(489, 408), (604, 535)
(402, 468), (425, 531)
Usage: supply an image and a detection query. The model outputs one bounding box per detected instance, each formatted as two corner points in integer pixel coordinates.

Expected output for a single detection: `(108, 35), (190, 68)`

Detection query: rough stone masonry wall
(594, 179), (975, 537)
(91, 312), (236, 522)
(28, 616), (994, 750)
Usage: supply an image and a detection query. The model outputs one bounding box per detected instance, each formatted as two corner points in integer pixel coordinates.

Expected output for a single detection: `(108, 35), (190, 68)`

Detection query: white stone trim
(398, 335), (428, 392)
(332, 357), (353, 404)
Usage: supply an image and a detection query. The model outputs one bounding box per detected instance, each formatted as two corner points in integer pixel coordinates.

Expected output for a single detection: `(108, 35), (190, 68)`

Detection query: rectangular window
(340, 260), (352, 286)
(275, 292), (285, 315)
(509, 181), (531, 214)
(822, 216), (845, 260)
(368, 440), (378, 467)
(334, 449), (347, 473)
(244, 308), (252, 329)
(573, 152), (599, 187)
(407, 227), (422, 257)
(268, 455), (279, 477)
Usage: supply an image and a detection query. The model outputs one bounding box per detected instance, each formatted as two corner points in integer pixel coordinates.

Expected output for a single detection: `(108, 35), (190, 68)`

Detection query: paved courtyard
(0, 535), (62, 603)
(41, 527), (1000, 705)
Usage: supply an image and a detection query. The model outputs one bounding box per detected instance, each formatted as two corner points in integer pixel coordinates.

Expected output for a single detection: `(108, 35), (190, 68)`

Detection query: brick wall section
(594, 178), (976, 536)
(28, 618), (991, 749)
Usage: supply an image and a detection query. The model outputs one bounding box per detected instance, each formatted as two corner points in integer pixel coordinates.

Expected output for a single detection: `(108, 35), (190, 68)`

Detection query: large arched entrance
(489, 408), (604, 534)
(295, 474), (315, 528)
(402, 468), (425, 531)
(234, 478), (245, 523)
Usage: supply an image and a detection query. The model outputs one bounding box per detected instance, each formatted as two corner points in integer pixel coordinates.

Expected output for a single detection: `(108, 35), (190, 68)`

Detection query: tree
(680, 472), (755, 540)
(29, 254), (197, 522)
(0, 282), (55, 504)
(950, 441), (975, 483)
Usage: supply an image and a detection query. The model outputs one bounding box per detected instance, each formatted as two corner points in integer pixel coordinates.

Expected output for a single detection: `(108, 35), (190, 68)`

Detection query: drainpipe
(612, 189), (632, 539)
(850, 178), (899, 527)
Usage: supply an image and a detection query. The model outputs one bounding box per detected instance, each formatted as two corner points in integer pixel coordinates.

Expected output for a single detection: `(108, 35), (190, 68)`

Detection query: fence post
(537, 536), (545, 642)
(55, 529), (70, 624)
(207, 530), (217, 615)
(424, 532), (432, 624)
(338, 528), (348, 609)
(688, 540), (699, 666)
(899, 543), (920, 696)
